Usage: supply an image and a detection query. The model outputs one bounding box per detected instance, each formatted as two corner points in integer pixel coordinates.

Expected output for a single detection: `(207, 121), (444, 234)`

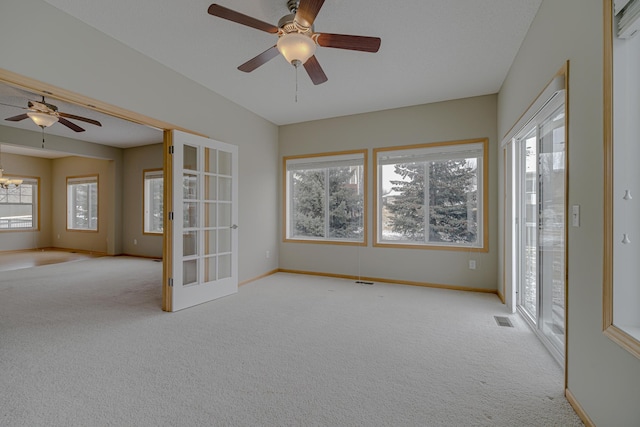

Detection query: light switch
(572, 205), (580, 227)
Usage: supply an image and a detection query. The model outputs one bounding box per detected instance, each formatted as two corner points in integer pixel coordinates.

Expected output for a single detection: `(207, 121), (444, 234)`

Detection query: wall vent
(494, 316), (514, 327)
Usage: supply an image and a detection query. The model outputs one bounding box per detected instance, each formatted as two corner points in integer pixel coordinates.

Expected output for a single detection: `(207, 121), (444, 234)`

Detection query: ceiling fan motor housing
(278, 14), (313, 35)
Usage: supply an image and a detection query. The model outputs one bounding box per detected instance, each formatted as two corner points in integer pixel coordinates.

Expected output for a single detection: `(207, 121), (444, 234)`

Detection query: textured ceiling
(1, 0), (542, 157)
(38, 0), (542, 126)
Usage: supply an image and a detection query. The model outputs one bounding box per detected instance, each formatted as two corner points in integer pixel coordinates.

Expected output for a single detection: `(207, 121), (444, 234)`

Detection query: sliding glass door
(538, 108), (566, 353)
(515, 96), (566, 361)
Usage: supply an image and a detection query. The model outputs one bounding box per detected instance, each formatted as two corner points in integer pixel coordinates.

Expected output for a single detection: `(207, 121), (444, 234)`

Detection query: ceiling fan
(208, 0), (381, 85)
(3, 96), (102, 132)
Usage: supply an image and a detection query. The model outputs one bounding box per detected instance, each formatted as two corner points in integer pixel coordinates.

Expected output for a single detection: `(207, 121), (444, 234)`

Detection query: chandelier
(0, 145), (22, 189)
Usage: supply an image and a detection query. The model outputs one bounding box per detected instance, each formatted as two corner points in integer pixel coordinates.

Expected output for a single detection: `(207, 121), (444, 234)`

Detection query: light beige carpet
(0, 257), (582, 426)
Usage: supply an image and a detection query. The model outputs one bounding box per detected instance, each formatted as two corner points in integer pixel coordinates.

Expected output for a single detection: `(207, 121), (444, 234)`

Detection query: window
(67, 176), (98, 231)
(0, 177), (38, 230)
(375, 139), (488, 250)
(284, 150), (366, 244)
(144, 169), (163, 234)
(604, 0), (640, 358)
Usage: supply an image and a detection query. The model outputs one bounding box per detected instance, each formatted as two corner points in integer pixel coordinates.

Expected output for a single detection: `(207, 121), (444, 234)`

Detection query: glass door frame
(513, 92), (567, 365)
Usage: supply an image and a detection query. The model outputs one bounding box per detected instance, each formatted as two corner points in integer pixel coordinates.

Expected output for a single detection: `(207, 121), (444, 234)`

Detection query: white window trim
(374, 139), (488, 251)
(67, 175), (98, 231)
(143, 169), (163, 234)
(283, 150), (367, 245)
(0, 177), (38, 231)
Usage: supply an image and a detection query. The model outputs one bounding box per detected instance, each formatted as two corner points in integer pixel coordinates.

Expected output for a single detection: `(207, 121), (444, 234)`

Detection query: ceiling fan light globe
(27, 111), (58, 128)
(277, 33), (316, 65)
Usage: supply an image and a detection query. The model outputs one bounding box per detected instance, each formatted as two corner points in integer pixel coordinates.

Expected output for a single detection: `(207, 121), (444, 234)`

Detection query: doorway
(513, 92), (567, 363)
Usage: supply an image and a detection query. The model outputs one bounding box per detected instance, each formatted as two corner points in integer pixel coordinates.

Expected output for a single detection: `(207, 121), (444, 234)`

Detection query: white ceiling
(1, 0), (542, 157)
(38, 0), (542, 127)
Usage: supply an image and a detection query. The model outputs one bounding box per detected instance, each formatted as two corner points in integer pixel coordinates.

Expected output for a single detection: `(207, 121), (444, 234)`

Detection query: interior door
(169, 130), (238, 312)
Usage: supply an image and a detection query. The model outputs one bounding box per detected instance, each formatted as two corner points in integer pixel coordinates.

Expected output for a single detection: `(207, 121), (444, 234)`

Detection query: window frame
(283, 149), (368, 246)
(66, 175), (99, 232)
(603, 0), (640, 359)
(143, 168), (164, 235)
(0, 175), (39, 232)
(373, 138), (489, 251)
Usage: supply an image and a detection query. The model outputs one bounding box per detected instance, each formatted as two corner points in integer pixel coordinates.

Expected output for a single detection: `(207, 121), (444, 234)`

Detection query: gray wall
(0, 0), (280, 283)
(122, 144), (163, 258)
(0, 152), (52, 251)
(280, 95), (498, 291)
(51, 156), (112, 253)
(0, 125), (124, 254)
(498, 0), (640, 424)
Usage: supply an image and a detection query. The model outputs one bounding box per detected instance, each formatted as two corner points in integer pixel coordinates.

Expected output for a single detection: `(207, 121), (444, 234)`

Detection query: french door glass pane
(218, 203), (231, 228)
(204, 256), (217, 282)
(218, 254), (231, 279)
(218, 228), (231, 253)
(205, 148), (217, 173)
(184, 145), (198, 171)
(219, 151), (232, 175)
(183, 231), (198, 257)
(183, 202), (198, 228)
(204, 175), (217, 200)
(218, 177), (232, 201)
(183, 259), (197, 285)
(205, 230), (216, 255)
(204, 202), (216, 228)
(183, 174), (198, 199)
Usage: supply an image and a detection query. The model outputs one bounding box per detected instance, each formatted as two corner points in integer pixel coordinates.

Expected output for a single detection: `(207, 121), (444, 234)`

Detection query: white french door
(169, 131), (238, 312)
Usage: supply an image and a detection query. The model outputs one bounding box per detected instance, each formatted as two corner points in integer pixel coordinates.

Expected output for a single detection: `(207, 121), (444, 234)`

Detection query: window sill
(603, 324), (640, 360)
(374, 241), (487, 252)
(284, 238), (366, 247)
(0, 228), (39, 233)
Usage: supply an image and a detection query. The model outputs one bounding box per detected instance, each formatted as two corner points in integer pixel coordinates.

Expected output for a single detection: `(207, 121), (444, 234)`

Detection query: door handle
(230, 224), (238, 229)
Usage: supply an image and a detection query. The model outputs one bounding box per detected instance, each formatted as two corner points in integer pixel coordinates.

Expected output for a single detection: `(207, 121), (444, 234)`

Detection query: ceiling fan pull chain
(41, 127), (45, 149)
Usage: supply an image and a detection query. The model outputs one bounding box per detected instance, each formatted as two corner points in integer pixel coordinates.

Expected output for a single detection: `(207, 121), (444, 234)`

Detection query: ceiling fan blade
(303, 55), (328, 85)
(208, 4), (278, 34)
(316, 33), (381, 53)
(296, 0), (325, 28)
(5, 113), (29, 122)
(0, 102), (26, 109)
(57, 117), (85, 132)
(238, 45), (280, 72)
(59, 112), (102, 127)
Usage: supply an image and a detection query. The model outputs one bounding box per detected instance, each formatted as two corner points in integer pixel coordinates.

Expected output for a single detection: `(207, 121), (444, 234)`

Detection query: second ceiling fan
(208, 0), (381, 85)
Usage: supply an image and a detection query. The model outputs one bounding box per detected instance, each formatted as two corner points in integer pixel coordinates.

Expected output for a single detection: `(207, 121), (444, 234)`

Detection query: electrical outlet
(469, 260), (477, 270)
(265, 250), (270, 259)
(134, 239), (137, 245)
